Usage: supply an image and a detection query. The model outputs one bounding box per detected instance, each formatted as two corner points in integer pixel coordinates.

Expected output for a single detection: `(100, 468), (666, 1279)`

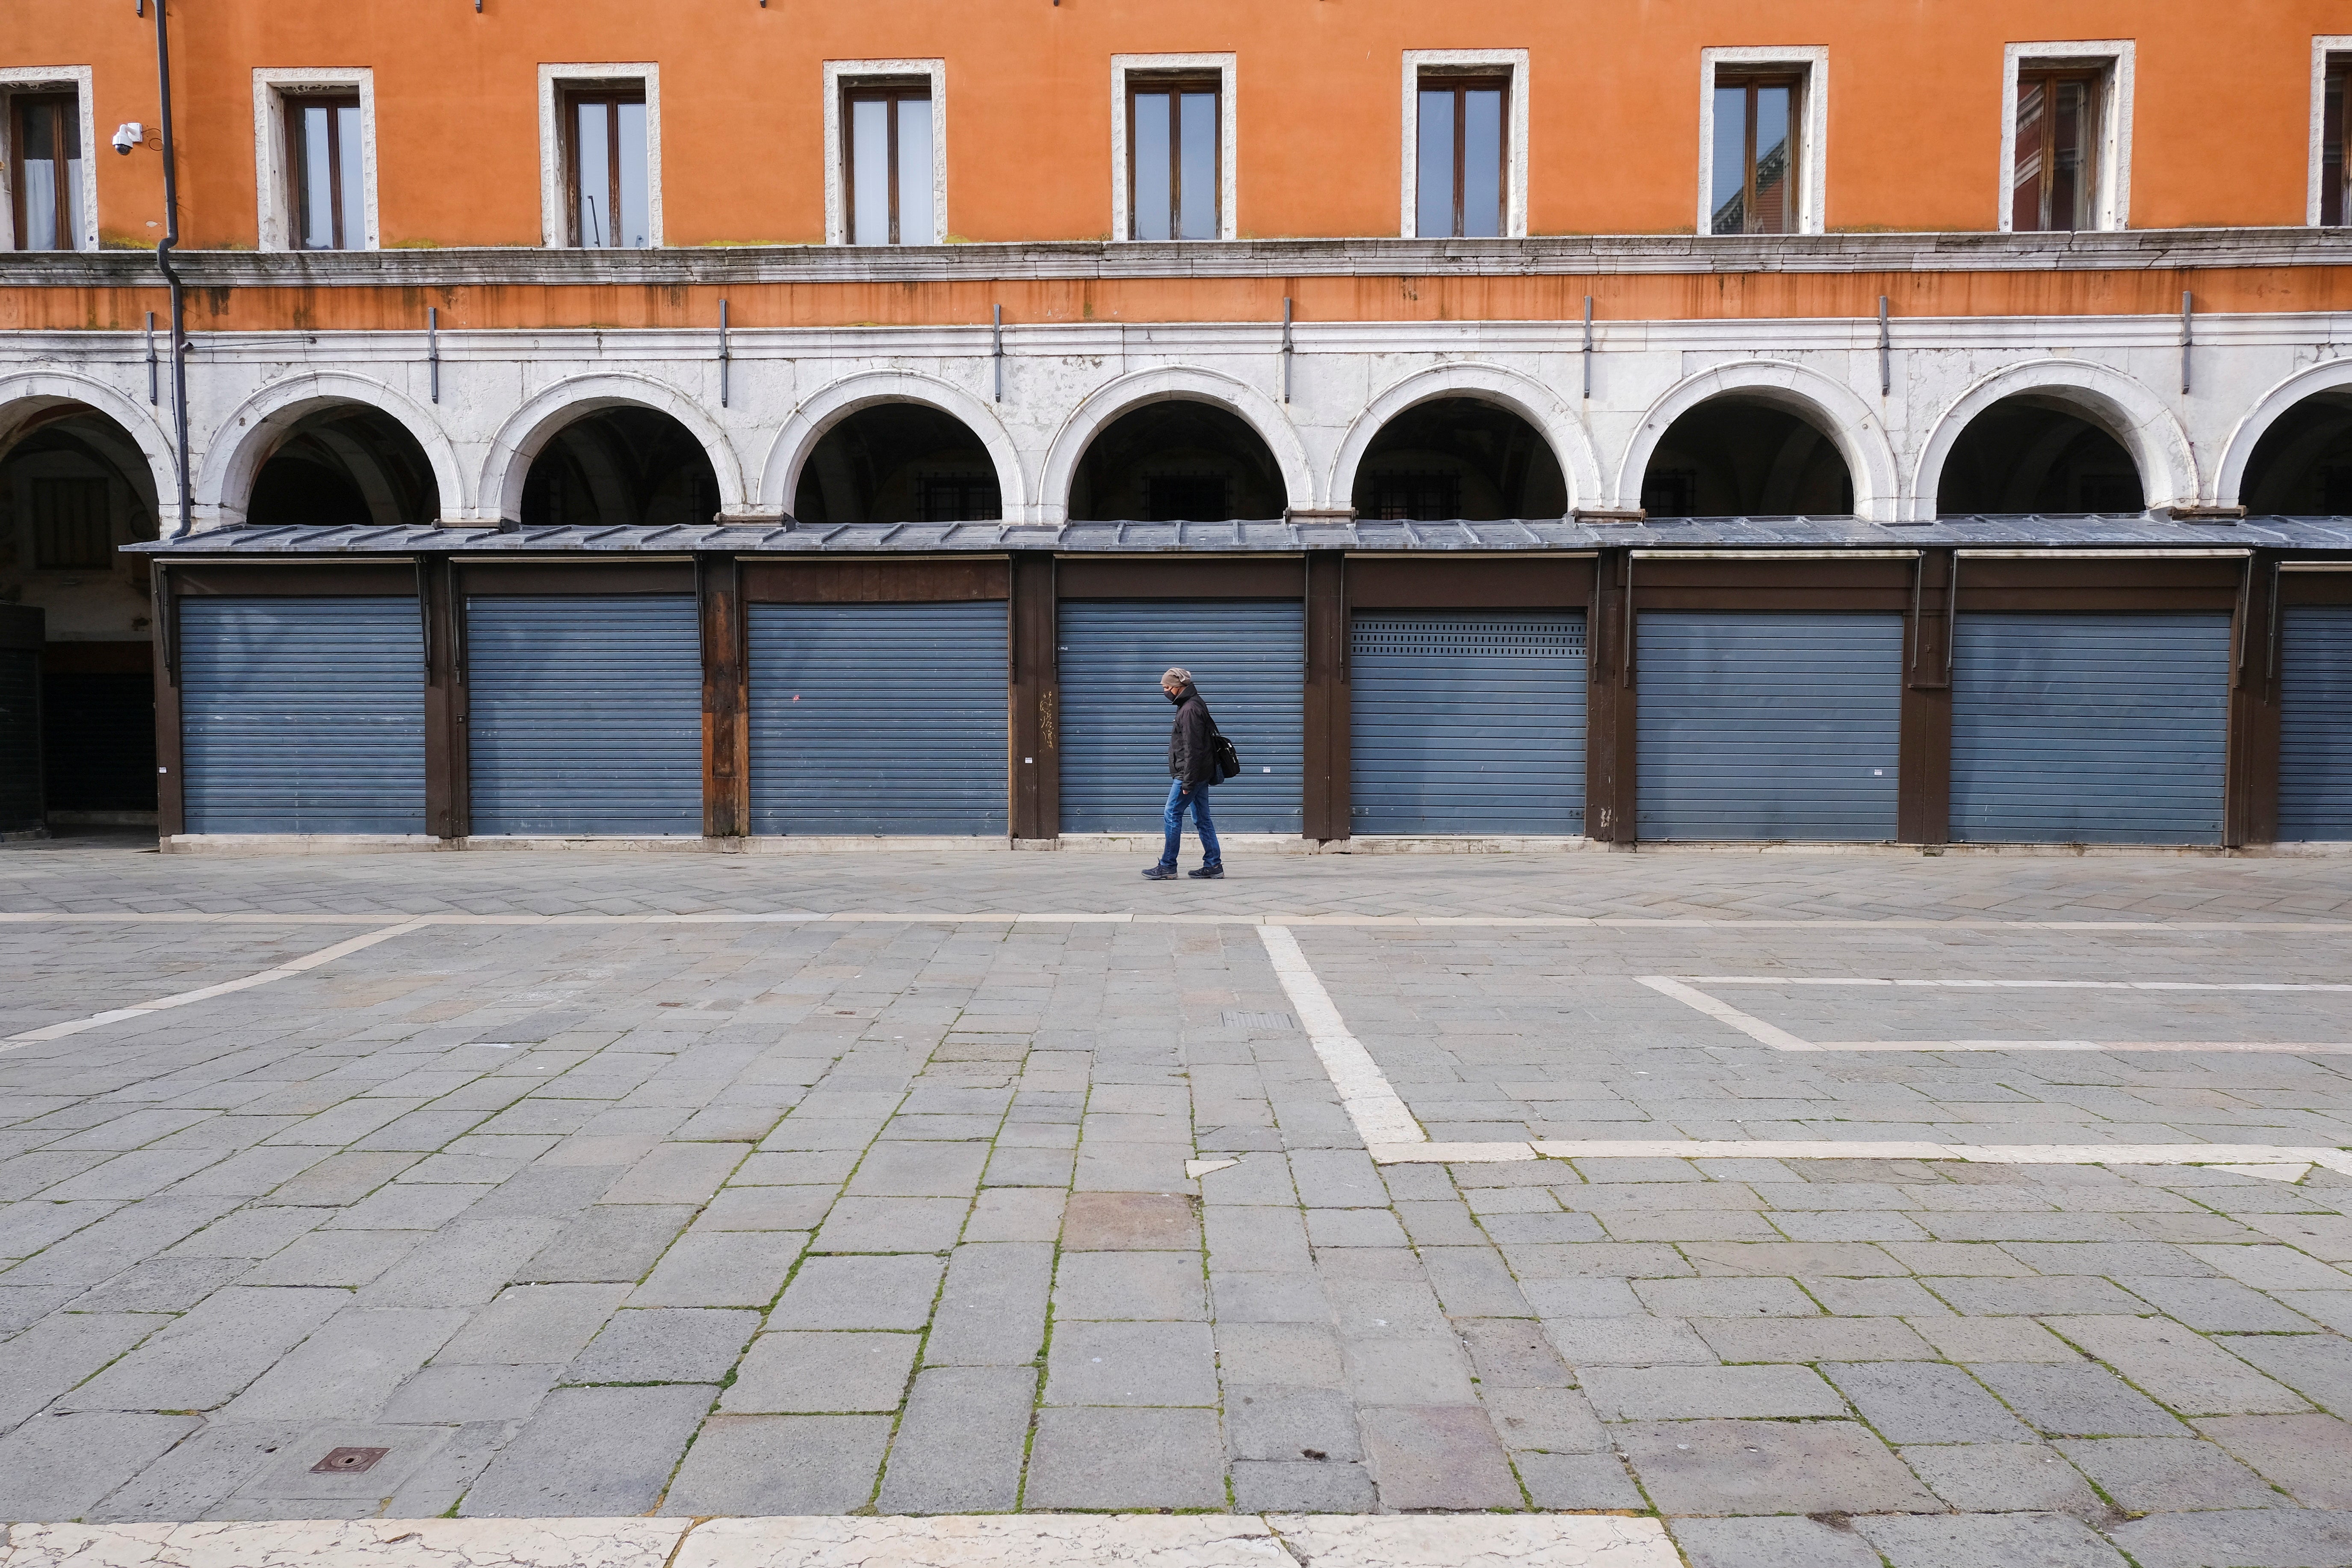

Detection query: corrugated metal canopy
(126, 514), (2352, 557)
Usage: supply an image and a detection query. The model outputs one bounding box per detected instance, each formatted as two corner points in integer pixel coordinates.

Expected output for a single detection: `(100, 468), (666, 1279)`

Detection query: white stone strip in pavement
(1257, 923), (1427, 1148)
(9, 910), (2352, 930)
(1370, 1137), (2352, 1177)
(0, 1513), (1679, 1568)
(1639, 974), (2352, 1054)
(0, 918), (429, 1053)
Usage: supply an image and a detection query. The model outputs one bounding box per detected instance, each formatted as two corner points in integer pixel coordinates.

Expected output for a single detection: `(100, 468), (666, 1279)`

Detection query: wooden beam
(1303, 551), (1348, 841)
(1010, 551), (1059, 841)
(699, 553), (748, 839)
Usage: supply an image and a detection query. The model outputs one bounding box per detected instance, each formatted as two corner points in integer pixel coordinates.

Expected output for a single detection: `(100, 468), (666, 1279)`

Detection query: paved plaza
(4, 839), (2352, 1565)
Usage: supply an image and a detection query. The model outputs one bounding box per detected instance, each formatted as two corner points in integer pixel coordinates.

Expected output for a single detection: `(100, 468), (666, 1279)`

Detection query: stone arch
(481, 372), (750, 526)
(1911, 360), (2197, 520)
(0, 371), (180, 529)
(1614, 360), (1902, 523)
(1038, 367), (1315, 525)
(2215, 356), (2352, 511)
(760, 371), (1028, 521)
(1329, 363), (1603, 517)
(195, 371), (463, 529)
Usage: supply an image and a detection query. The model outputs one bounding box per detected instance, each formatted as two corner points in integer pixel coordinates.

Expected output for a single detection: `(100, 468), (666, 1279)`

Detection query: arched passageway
(248, 405), (440, 529)
(1935, 397), (2145, 514)
(520, 407), (719, 529)
(2237, 392), (2352, 514)
(1349, 397), (1567, 520)
(0, 404), (163, 821)
(1069, 401), (1287, 523)
(1638, 398), (1854, 517)
(793, 404), (1001, 525)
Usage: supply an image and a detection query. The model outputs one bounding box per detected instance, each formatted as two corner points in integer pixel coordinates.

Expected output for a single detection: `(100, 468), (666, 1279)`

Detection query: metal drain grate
(1222, 1010), (1297, 1031)
(311, 1446), (389, 1475)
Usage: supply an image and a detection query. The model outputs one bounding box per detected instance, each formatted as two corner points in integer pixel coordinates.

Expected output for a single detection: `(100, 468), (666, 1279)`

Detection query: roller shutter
(1058, 599), (1303, 834)
(2278, 605), (2352, 841)
(1950, 613), (2228, 845)
(748, 601), (1008, 835)
(1637, 612), (1902, 842)
(466, 595), (701, 836)
(0, 649), (40, 833)
(180, 597), (424, 833)
(1350, 612), (1586, 834)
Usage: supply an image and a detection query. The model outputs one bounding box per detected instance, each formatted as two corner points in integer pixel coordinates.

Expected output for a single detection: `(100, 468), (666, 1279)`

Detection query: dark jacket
(1167, 687), (1218, 784)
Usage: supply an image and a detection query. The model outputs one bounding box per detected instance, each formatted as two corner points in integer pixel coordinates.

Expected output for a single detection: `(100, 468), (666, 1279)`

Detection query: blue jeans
(1159, 779), (1222, 870)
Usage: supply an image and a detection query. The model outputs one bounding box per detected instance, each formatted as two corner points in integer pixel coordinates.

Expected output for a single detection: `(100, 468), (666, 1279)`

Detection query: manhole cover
(1222, 1010), (1297, 1031)
(310, 1447), (390, 1475)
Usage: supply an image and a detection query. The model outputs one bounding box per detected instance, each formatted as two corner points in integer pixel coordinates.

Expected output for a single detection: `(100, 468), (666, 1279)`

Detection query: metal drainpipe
(150, 0), (194, 537)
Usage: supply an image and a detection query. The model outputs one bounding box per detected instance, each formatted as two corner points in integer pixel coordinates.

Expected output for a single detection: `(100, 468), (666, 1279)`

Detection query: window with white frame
(254, 70), (377, 251)
(1111, 54), (1235, 242)
(2311, 38), (2352, 226)
(824, 59), (945, 246)
(1698, 48), (1826, 236)
(1, 67), (96, 253)
(1401, 50), (1528, 239)
(540, 65), (660, 248)
(2000, 43), (2131, 233)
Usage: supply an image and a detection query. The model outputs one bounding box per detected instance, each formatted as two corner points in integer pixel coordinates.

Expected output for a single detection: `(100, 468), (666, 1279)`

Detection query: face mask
(1165, 689), (1185, 704)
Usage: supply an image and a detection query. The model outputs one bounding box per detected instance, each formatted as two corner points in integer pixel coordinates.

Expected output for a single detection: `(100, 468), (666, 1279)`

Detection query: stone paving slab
(2, 842), (2352, 1563)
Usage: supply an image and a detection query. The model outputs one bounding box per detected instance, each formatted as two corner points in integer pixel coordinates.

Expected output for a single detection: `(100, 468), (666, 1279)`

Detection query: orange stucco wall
(7, 0), (2343, 252)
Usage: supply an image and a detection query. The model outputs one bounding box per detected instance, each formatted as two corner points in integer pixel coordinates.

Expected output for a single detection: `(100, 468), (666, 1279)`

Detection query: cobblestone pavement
(4, 838), (2352, 1566)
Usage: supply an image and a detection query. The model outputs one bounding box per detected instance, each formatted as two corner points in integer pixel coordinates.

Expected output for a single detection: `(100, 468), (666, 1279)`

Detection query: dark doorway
(1350, 397), (1566, 521)
(1935, 398), (2145, 514)
(793, 404), (1000, 525)
(520, 408), (718, 529)
(1069, 401), (1286, 522)
(1639, 399), (1854, 517)
(2237, 393), (2352, 515)
(248, 405), (440, 529)
(0, 404), (162, 819)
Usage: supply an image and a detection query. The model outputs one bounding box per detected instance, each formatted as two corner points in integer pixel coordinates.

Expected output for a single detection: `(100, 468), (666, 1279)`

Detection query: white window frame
(1110, 52), (1238, 242)
(1997, 41), (2133, 233)
(1399, 49), (1529, 239)
(538, 62), (661, 249)
(253, 68), (378, 252)
(2308, 36), (2352, 225)
(823, 58), (948, 246)
(1696, 47), (1827, 237)
(0, 65), (98, 253)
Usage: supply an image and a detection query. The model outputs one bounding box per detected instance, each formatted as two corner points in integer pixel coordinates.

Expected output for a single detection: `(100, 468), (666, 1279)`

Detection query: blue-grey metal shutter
(1637, 612), (1902, 841)
(748, 601), (1008, 835)
(1350, 612), (1586, 834)
(2276, 605), (2352, 841)
(180, 597), (424, 833)
(466, 595), (700, 836)
(1058, 599), (1303, 833)
(1950, 613), (2229, 845)
(0, 650), (41, 833)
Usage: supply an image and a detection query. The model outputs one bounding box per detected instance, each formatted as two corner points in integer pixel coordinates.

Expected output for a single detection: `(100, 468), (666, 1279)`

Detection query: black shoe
(1141, 865), (1179, 881)
(1188, 864), (1225, 879)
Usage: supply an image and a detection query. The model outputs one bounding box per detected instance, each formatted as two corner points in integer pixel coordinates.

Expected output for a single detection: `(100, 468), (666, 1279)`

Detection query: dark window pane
(1752, 84), (1792, 233)
(575, 101), (611, 245)
(21, 98), (63, 251)
(2012, 81), (2047, 230)
(1132, 90), (1170, 239)
(1177, 90), (1217, 239)
(1416, 87), (1454, 237)
(1710, 84), (1747, 234)
(2324, 70), (2345, 227)
(850, 96), (891, 244)
(2050, 80), (2089, 230)
(896, 96), (934, 243)
(31, 477), (111, 569)
(1461, 88), (1503, 236)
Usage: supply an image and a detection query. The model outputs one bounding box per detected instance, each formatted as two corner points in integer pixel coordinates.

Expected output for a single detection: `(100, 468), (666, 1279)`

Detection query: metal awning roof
(126, 514), (2352, 558)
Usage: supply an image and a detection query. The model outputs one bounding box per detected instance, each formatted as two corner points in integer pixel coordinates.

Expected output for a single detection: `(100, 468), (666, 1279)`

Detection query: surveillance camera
(112, 123), (143, 156)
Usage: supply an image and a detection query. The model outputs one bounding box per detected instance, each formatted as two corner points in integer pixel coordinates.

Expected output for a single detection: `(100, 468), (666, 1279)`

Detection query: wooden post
(1009, 551), (1060, 841)
(1303, 551), (1348, 841)
(699, 552), (748, 839)
(1898, 547), (1954, 845)
(2228, 550), (2283, 848)
(1585, 548), (1638, 843)
(151, 563), (184, 839)
(421, 555), (464, 839)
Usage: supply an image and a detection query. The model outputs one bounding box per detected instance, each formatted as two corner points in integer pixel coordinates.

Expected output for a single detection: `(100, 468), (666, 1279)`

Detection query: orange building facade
(2, 2), (2350, 850)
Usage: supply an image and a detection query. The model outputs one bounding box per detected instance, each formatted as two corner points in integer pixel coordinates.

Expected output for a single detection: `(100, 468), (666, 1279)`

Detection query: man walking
(1144, 666), (1223, 881)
